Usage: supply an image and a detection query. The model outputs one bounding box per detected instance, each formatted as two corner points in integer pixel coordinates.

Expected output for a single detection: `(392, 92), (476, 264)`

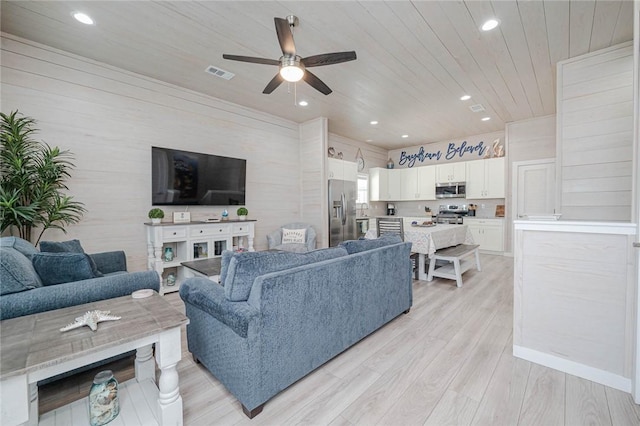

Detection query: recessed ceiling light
(401, 134), (409, 138)
(460, 95), (471, 101)
(366, 139), (373, 142)
(298, 100), (308, 106)
(73, 12), (94, 25)
(481, 117), (491, 121)
(370, 120), (378, 125)
(481, 19), (500, 31)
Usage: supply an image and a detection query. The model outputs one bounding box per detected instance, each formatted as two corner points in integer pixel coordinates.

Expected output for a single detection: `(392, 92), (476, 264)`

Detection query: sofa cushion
(219, 250), (233, 286)
(1, 236), (39, 260)
(0, 246), (43, 295)
(339, 234), (403, 254)
(224, 247), (348, 302)
(32, 252), (95, 286)
(40, 239), (103, 278)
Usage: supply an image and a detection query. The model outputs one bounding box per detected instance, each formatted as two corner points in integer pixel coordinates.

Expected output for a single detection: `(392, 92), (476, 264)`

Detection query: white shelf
(39, 379), (159, 426)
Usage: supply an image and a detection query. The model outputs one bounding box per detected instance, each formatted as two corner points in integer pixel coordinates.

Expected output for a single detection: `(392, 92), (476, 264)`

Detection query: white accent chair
(267, 223), (317, 253)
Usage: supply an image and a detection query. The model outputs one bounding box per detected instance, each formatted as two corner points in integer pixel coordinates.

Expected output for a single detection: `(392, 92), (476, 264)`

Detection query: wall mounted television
(152, 147), (246, 206)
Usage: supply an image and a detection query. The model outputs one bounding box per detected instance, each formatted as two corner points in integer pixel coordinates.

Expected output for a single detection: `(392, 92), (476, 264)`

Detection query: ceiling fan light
(280, 65), (304, 82)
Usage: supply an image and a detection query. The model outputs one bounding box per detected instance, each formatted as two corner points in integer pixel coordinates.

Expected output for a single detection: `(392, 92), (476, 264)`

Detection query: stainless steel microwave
(435, 182), (466, 199)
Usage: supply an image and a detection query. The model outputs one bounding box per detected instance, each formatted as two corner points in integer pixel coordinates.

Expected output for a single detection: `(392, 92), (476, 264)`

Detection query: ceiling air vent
(205, 65), (235, 80)
(469, 104), (485, 113)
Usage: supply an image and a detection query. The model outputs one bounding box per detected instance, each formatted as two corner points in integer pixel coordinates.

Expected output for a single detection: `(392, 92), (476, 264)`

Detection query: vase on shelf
(386, 158), (394, 169)
(89, 370), (119, 426)
(163, 247), (174, 262)
(166, 273), (176, 286)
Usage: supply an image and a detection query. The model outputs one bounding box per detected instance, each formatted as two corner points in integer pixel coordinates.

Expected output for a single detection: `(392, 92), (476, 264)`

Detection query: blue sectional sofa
(179, 235), (413, 417)
(0, 237), (160, 320)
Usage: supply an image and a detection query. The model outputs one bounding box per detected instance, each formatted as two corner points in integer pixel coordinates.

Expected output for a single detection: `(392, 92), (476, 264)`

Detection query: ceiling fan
(223, 15), (357, 95)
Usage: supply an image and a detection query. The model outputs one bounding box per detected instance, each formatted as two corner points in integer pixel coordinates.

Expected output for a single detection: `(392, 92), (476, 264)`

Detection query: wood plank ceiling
(0, 1), (633, 149)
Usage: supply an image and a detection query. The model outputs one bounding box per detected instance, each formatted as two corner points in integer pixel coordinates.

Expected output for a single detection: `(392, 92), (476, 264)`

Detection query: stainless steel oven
(435, 182), (466, 199)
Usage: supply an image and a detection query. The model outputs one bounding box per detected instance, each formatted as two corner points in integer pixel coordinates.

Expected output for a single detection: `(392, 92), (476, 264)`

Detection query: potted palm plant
(148, 208), (165, 224)
(0, 110), (86, 245)
(236, 207), (248, 221)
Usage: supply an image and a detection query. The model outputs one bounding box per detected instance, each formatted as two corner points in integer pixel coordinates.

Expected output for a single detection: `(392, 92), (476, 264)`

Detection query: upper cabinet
(416, 166), (436, 200)
(369, 167), (389, 201)
(466, 158), (505, 199)
(370, 166), (436, 201)
(328, 158), (358, 182)
(435, 162), (466, 183)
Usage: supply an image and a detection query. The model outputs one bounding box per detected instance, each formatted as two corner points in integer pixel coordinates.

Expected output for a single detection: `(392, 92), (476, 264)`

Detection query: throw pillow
(282, 228), (306, 245)
(0, 236), (39, 260)
(0, 246), (43, 295)
(32, 252), (95, 286)
(39, 239), (103, 278)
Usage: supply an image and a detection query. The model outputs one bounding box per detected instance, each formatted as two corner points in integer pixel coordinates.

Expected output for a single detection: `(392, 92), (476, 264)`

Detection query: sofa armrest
(179, 278), (259, 338)
(90, 251), (127, 274)
(0, 270), (160, 320)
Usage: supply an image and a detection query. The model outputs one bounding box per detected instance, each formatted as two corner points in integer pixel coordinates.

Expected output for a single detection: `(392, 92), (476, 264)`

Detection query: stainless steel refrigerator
(328, 179), (357, 246)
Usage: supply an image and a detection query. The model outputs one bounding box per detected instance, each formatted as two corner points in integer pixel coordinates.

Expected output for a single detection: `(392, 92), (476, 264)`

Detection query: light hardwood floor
(40, 254), (640, 425)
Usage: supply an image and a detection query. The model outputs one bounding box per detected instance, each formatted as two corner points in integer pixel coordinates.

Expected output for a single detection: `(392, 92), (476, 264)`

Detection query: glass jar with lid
(89, 370), (120, 426)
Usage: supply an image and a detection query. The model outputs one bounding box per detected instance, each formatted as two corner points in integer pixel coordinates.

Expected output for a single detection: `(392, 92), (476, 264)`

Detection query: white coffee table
(0, 291), (189, 425)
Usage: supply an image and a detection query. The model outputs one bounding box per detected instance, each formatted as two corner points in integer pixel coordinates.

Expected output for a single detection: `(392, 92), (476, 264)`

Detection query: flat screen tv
(152, 147), (246, 206)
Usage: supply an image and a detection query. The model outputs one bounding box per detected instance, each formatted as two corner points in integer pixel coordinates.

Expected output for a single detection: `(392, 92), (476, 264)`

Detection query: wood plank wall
(557, 42), (634, 221)
(300, 118), (328, 248)
(505, 115), (557, 253)
(1, 33), (302, 271)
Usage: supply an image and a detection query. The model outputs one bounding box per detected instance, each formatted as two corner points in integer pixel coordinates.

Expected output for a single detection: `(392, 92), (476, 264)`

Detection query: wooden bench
(427, 244), (481, 287)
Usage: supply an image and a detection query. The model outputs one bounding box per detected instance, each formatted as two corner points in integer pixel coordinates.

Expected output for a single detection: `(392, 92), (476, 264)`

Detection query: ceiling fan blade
(303, 70), (332, 95)
(263, 73), (284, 94)
(222, 54), (280, 66)
(301, 51), (357, 67)
(275, 17), (296, 56)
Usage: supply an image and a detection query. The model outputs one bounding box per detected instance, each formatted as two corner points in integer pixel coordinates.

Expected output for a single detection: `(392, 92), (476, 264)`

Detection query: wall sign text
(398, 140), (488, 168)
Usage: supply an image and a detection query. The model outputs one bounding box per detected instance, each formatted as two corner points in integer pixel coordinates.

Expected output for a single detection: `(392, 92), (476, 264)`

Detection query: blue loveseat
(179, 235), (413, 417)
(0, 237), (160, 320)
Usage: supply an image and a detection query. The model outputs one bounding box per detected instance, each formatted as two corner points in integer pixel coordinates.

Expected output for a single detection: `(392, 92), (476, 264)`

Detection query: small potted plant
(148, 208), (165, 225)
(236, 207), (248, 221)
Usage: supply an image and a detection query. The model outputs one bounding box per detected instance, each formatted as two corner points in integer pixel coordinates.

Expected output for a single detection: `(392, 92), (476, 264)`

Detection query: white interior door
(514, 159), (556, 219)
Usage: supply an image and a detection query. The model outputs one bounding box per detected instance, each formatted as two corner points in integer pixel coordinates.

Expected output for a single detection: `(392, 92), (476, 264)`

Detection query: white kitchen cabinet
(369, 167), (389, 201)
(416, 166), (436, 200)
(328, 158), (357, 182)
(372, 166), (436, 201)
(400, 168), (417, 200)
(436, 162), (466, 183)
(466, 158), (505, 199)
(387, 169), (403, 200)
(464, 218), (503, 252)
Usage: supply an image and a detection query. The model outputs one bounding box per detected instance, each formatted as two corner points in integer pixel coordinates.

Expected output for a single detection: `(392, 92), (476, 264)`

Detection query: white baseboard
(513, 345), (632, 393)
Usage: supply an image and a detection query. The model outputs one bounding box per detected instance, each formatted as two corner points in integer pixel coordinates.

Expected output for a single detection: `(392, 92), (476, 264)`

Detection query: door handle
(633, 242), (640, 248)
(341, 193), (347, 226)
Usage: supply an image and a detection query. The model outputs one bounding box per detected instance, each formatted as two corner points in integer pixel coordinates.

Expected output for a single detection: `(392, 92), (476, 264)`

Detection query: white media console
(145, 220), (255, 295)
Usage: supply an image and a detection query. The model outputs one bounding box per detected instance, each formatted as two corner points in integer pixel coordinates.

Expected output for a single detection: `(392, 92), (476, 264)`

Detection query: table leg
(0, 375), (30, 425)
(155, 327), (183, 425)
(135, 344), (155, 384)
(418, 253), (428, 281)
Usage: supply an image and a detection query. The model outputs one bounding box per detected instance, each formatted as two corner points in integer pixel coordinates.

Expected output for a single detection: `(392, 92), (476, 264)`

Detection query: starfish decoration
(60, 310), (121, 332)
